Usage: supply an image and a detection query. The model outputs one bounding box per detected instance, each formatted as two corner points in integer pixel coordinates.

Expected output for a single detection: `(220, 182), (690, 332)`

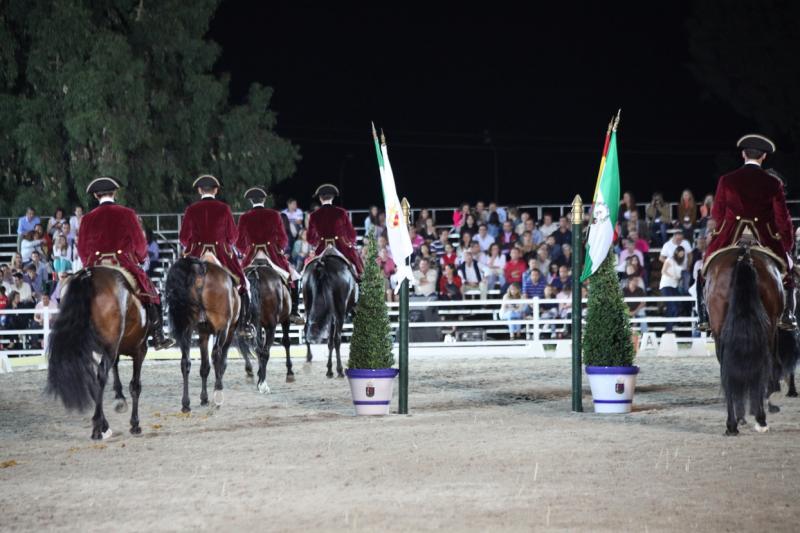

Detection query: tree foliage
(348, 231), (394, 370)
(582, 252), (635, 367)
(0, 0), (299, 215)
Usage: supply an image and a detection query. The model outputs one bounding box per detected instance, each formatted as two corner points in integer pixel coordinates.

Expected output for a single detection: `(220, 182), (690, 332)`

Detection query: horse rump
(45, 270), (103, 411)
(719, 251), (772, 409)
(166, 257), (204, 346)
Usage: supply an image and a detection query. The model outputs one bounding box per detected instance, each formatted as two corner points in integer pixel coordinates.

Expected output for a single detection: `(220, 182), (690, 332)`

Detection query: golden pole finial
(371, 121), (378, 140)
(401, 197), (411, 225)
(380, 128), (386, 145)
(612, 109), (622, 132)
(571, 194), (583, 225)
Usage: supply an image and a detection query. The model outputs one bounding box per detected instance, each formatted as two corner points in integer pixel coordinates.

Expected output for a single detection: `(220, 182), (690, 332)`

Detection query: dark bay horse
(46, 268), (149, 439)
(302, 251), (357, 378)
(705, 243), (799, 435)
(237, 263), (293, 393)
(166, 257), (240, 412)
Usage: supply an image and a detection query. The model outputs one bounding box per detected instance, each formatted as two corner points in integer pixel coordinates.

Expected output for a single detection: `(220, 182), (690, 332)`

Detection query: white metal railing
(1, 295), (700, 371)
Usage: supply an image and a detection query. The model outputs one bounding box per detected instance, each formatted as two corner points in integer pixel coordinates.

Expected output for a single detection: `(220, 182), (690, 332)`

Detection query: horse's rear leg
(199, 332), (211, 406)
(180, 337), (192, 413)
(129, 348), (145, 435)
(283, 321), (294, 383)
(91, 356), (112, 440)
(306, 341), (312, 363)
(725, 392), (739, 436)
(334, 329), (344, 378)
(751, 385), (769, 433)
(326, 335), (334, 378)
(257, 326), (275, 394)
(788, 374), (798, 397)
(213, 332), (231, 407)
(112, 357), (127, 413)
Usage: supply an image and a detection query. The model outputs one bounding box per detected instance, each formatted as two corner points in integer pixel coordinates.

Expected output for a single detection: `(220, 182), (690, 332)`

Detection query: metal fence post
(398, 198), (411, 414)
(571, 195), (584, 412)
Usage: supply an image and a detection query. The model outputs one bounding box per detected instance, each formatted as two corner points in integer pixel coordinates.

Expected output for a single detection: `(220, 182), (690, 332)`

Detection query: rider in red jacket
(78, 177), (174, 349)
(236, 187), (303, 324)
(699, 134), (796, 330)
(179, 175), (249, 327)
(306, 184), (364, 278)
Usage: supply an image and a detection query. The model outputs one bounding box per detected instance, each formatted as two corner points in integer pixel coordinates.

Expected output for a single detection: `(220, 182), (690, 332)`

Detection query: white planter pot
(345, 368), (399, 416)
(585, 366), (640, 414)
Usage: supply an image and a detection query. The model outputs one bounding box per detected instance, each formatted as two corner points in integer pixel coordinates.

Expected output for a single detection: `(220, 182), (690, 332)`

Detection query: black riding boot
(696, 276), (709, 332)
(289, 284), (304, 325)
(239, 288), (254, 338)
(147, 302), (175, 350)
(779, 287), (798, 331)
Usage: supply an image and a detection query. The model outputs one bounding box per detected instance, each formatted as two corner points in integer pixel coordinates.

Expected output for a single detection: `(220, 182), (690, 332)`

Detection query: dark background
(207, 2), (783, 211)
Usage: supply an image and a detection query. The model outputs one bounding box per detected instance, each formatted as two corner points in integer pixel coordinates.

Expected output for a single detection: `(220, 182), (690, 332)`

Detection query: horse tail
(719, 249), (772, 403)
(45, 270), (103, 411)
(166, 257), (204, 346)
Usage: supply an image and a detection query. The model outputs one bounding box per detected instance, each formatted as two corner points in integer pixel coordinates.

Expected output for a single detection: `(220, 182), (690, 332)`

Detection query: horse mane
(166, 257), (205, 346)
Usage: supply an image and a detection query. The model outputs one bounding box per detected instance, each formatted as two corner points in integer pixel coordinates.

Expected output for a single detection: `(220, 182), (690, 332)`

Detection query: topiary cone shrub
(348, 230), (394, 369)
(582, 251), (636, 367)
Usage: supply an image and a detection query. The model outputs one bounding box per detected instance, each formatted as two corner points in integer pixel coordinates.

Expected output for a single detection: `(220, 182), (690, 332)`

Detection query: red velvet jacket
(235, 207), (290, 272)
(77, 201), (159, 303)
(307, 204), (364, 274)
(179, 197), (245, 284)
(706, 164), (794, 262)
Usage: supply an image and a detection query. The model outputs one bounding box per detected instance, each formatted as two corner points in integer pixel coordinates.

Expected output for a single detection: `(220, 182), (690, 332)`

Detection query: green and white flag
(580, 127), (620, 281)
(373, 124), (414, 291)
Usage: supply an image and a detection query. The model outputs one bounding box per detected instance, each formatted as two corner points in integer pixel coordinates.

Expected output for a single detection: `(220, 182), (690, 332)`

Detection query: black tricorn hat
(86, 176), (121, 194)
(737, 134), (776, 154)
(244, 187), (268, 201)
(313, 183), (339, 197)
(193, 174), (221, 189)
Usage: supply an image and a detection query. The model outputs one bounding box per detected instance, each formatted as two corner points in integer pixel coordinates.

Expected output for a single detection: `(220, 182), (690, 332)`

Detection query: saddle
(200, 251), (240, 284)
(703, 223), (787, 276)
(245, 250), (290, 284)
(304, 245), (358, 280)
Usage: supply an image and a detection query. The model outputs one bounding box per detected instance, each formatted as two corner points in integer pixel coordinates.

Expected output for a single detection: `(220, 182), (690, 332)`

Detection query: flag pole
(571, 194), (584, 412)
(399, 198), (410, 414)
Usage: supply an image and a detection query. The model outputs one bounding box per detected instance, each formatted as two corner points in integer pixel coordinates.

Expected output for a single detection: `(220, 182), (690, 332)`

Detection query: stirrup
(778, 318), (798, 331)
(289, 313), (305, 325)
(697, 321), (710, 333)
(151, 336), (175, 350)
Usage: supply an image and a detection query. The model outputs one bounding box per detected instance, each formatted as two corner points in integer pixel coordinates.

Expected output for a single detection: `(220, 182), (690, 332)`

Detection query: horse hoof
(214, 390), (224, 406)
(737, 418), (747, 426)
(788, 391), (798, 398)
(768, 404), (780, 414)
(114, 400), (128, 413)
(200, 399), (209, 407)
(754, 424), (769, 433)
(326, 373), (334, 379)
(286, 374), (295, 383)
(101, 428), (113, 440)
(246, 370), (254, 380)
(337, 373), (344, 379)
(181, 406), (191, 414)
(258, 381), (271, 394)
(724, 429), (739, 437)
(130, 426), (142, 435)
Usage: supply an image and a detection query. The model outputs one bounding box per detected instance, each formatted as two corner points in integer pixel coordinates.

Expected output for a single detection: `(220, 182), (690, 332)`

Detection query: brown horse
(237, 264), (293, 393)
(705, 243), (798, 435)
(166, 257), (240, 412)
(46, 267), (150, 439)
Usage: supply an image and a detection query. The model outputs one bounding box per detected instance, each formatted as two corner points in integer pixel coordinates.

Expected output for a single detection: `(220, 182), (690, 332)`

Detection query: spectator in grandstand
(623, 276), (648, 333)
(518, 231), (536, 261)
(9, 252), (23, 275)
(0, 286), (7, 315)
(621, 210), (648, 240)
(504, 246), (526, 289)
(460, 214), (479, 238)
(488, 201), (507, 224)
(52, 233), (77, 268)
(33, 292), (58, 326)
(659, 231), (692, 263)
(677, 189), (697, 227)
(376, 246), (396, 302)
(452, 202), (471, 230)
(628, 229), (650, 256)
(515, 211), (529, 235)
(496, 220), (518, 256)
(475, 200), (488, 223)
(430, 229), (449, 259)
(506, 206), (519, 227)
(16, 207), (40, 253)
(412, 257), (438, 297)
(535, 244), (551, 278)
(551, 265), (572, 292)
(522, 262), (546, 299)
(539, 213), (558, 239)
(421, 217), (438, 242)
(457, 232), (473, 259)
(47, 207), (67, 237)
(523, 218), (543, 245)
(500, 282), (525, 338)
(19, 231), (43, 263)
(646, 192), (671, 246)
(690, 235), (707, 285)
(659, 246), (687, 332)
(50, 270), (71, 303)
(616, 239), (644, 272)
(409, 226), (424, 251)
(679, 215), (696, 244)
(373, 212), (387, 240)
(475, 224), (495, 253)
(69, 205), (84, 236)
(486, 212), (502, 239)
(55, 221), (75, 248)
(303, 201), (319, 229)
(412, 243), (436, 271)
(554, 243), (573, 269)
(438, 263), (463, 301)
(620, 254), (647, 289)
(364, 205), (380, 236)
(553, 216), (572, 248)
(556, 284), (573, 320)
(10, 271), (33, 304)
(291, 229), (312, 270)
(440, 243), (458, 270)
(415, 208), (433, 232)
(25, 251), (51, 295)
(458, 250), (485, 298)
(3, 291), (29, 348)
(620, 191), (637, 221)
(0, 264), (10, 289)
(143, 229), (160, 275)
(481, 243), (506, 292)
(282, 198), (304, 226)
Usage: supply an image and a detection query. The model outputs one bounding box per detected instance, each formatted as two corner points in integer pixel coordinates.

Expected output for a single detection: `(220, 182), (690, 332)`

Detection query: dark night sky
(207, 2), (754, 210)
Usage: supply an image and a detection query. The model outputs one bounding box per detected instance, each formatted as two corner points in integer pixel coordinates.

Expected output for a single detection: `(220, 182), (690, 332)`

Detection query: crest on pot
(366, 381), (375, 398)
(615, 379), (625, 395)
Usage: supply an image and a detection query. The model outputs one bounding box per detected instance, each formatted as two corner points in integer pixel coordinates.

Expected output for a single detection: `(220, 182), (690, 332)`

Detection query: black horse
(302, 252), (357, 378)
(237, 264), (293, 393)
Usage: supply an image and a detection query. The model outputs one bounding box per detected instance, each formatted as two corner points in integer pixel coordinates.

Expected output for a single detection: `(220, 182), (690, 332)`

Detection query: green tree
(348, 231), (394, 369)
(0, 0), (299, 215)
(582, 252), (635, 367)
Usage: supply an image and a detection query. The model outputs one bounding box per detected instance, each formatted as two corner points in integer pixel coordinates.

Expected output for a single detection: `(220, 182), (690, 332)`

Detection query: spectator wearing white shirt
(34, 293), (58, 325)
(659, 232), (692, 263)
(474, 224), (495, 253)
(539, 213), (559, 238)
(69, 205), (84, 238)
(412, 258), (438, 297)
(10, 272), (33, 303)
(457, 250), (486, 299)
(616, 239), (645, 272)
(281, 198), (304, 226)
(481, 243), (506, 291)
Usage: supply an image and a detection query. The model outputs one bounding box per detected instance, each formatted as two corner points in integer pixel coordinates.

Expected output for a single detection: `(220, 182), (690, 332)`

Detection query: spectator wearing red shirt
(0, 286), (7, 311)
(440, 243), (458, 270)
(503, 247), (526, 291)
(438, 264), (463, 300)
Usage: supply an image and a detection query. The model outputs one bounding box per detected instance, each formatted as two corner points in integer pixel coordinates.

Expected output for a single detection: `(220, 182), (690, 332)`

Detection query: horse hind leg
(283, 321), (294, 383)
(199, 332), (211, 407)
(751, 383), (769, 433)
(326, 335), (334, 379)
(129, 348), (145, 435)
(788, 374), (798, 397)
(112, 357), (128, 413)
(334, 325), (344, 378)
(725, 391), (739, 436)
(213, 328), (233, 407)
(180, 335), (192, 413)
(91, 355), (113, 440)
(257, 325), (274, 394)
